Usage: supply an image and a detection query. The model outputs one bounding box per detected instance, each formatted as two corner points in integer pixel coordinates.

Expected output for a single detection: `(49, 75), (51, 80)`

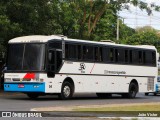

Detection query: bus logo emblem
(79, 63), (86, 73)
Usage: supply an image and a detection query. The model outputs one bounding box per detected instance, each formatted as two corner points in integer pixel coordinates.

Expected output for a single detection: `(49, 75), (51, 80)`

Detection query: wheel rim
(63, 86), (71, 98)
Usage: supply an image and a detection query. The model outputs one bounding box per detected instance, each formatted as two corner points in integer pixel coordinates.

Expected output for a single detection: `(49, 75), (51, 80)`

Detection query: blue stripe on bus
(4, 83), (45, 93)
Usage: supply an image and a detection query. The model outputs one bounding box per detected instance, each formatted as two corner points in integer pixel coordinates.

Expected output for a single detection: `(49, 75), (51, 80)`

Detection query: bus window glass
(78, 45), (82, 60)
(99, 47), (103, 61)
(144, 51), (156, 66)
(132, 50), (139, 64)
(83, 46), (94, 60)
(110, 48), (114, 62)
(129, 50), (132, 63)
(7, 44), (45, 71)
(118, 49), (125, 63)
(152, 51), (156, 66)
(69, 44), (77, 59)
(65, 44), (69, 59)
(95, 47), (99, 61)
(7, 44), (24, 70)
(125, 50), (128, 63)
(138, 51), (143, 64)
(145, 51), (152, 65)
(56, 51), (62, 70)
(23, 44), (45, 70)
(49, 41), (62, 49)
(115, 49), (118, 62)
(65, 44), (77, 59)
(102, 47), (110, 62)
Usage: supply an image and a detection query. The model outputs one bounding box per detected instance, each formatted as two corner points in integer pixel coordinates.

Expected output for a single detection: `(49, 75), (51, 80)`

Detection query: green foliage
(122, 31), (160, 52)
(0, 0), (160, 57)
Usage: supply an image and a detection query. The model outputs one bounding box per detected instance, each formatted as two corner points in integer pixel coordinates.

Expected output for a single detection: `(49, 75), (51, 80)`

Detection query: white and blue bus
(4, 35), (158, 99)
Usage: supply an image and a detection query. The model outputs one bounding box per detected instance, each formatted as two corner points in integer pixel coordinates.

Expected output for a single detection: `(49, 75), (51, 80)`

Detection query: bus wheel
(27, 93), (39, 99)
(59, 82), (73, 100)
(128, 82), (138, 98)
(96, 93), (112, 98)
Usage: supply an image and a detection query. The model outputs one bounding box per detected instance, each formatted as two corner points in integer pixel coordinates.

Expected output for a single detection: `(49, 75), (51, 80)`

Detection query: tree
(135, 26), (157, 33)
(0, 0), (159, 50)
(119, 20), (136, 42)
(123, 31), (160, 52)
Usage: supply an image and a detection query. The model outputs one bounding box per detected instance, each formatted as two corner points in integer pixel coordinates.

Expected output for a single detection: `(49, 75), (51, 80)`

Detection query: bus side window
(132, 50), (139, 64)
(94, 47), (103, 62)
(94, 47), (99, 61)
(69, 44), (77, 59)
(143, 51), (146, 64)
(152, 51), (156, 66)
(129, 50), (132, 63)
(115, 49), (118, 62)
(102, 47), (109, 62)
(49, 41), (62, 49)
(78, 45), (82, 60)
(118, 49), (125, 63)
(144, 51), (156, 66)
(110, 48), (114, 62)
(99, 47), (103, 61)
(125, 50), (128, 63)
(83, 46), (94, 61)
(83, 46), (87, 60)
(65, 44), (77, 60)
(65, 44), (69, 59)
(145, 51), (152, 66)
(138, 51), (143, 64)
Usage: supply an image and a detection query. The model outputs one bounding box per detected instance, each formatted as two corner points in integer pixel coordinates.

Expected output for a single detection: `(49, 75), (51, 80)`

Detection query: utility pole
(116, 18), (119, 41)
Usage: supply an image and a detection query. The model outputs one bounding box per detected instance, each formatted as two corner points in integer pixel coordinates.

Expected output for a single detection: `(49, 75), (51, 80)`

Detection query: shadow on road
(1, 93), (151, 101)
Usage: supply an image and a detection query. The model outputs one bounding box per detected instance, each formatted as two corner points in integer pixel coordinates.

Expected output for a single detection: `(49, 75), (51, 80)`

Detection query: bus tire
(96, 93), (112, 98)
(127, 82), (138, 98)
(27, 93), (39, 99)
(59, 81), (73, 100)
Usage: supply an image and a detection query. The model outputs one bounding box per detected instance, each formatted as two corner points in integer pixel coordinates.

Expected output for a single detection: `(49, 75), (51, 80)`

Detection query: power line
(120, 11), (160, 20)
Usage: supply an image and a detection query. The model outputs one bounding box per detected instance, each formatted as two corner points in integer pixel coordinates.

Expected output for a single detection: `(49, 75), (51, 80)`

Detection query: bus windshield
(7, 43), (45, 71)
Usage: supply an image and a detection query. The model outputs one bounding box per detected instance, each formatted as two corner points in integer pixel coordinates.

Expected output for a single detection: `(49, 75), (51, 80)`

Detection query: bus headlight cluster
(5, 78), (11, 82)
(35, 79), (39, 82)
(40, 79), (44, 82)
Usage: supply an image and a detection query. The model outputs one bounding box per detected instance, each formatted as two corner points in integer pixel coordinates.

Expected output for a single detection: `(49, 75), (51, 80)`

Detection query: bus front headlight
(5, 78), (11, 82)
(40, 79), (44, 82)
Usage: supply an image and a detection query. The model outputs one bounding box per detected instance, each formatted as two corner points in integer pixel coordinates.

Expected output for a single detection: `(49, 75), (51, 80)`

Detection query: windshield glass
(7, 43), (45, 71)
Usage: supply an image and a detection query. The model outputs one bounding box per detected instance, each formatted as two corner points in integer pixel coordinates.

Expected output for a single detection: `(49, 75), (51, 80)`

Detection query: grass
(74, 104), (160, 111)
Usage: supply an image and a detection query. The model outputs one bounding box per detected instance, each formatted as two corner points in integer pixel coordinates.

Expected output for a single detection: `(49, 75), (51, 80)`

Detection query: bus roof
(9, 35), (156, 50)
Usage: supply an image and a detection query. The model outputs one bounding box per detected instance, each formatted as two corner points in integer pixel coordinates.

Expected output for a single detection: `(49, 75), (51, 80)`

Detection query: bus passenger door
(47, 50), (62, 78)
(47, 50), (56, 77)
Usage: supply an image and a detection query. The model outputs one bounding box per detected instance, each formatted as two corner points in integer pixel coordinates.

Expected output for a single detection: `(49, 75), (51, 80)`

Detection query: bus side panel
(58, 62), (157, 93)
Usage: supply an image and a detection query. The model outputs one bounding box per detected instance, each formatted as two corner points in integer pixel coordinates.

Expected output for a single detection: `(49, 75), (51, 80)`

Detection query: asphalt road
(0, 92), (160, 111)
(0, 92), (160, 119)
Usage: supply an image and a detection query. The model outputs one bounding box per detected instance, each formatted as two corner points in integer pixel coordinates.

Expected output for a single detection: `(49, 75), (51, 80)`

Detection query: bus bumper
(4, 82), (45, 93)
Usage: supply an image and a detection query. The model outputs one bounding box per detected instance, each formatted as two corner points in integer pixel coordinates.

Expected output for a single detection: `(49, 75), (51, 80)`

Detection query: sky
(119, 0), (160, 30)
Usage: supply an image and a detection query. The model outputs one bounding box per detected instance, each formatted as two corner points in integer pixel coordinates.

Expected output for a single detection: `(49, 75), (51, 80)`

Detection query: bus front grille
(12, 78), (31, 82)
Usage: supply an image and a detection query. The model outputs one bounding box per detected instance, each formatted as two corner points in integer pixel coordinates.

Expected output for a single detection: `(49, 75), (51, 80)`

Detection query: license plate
(18, 84), (24, 88)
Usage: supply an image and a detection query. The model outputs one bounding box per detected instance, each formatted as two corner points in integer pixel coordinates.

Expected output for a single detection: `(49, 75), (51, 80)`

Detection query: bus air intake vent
(147, 77), (154, 91)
